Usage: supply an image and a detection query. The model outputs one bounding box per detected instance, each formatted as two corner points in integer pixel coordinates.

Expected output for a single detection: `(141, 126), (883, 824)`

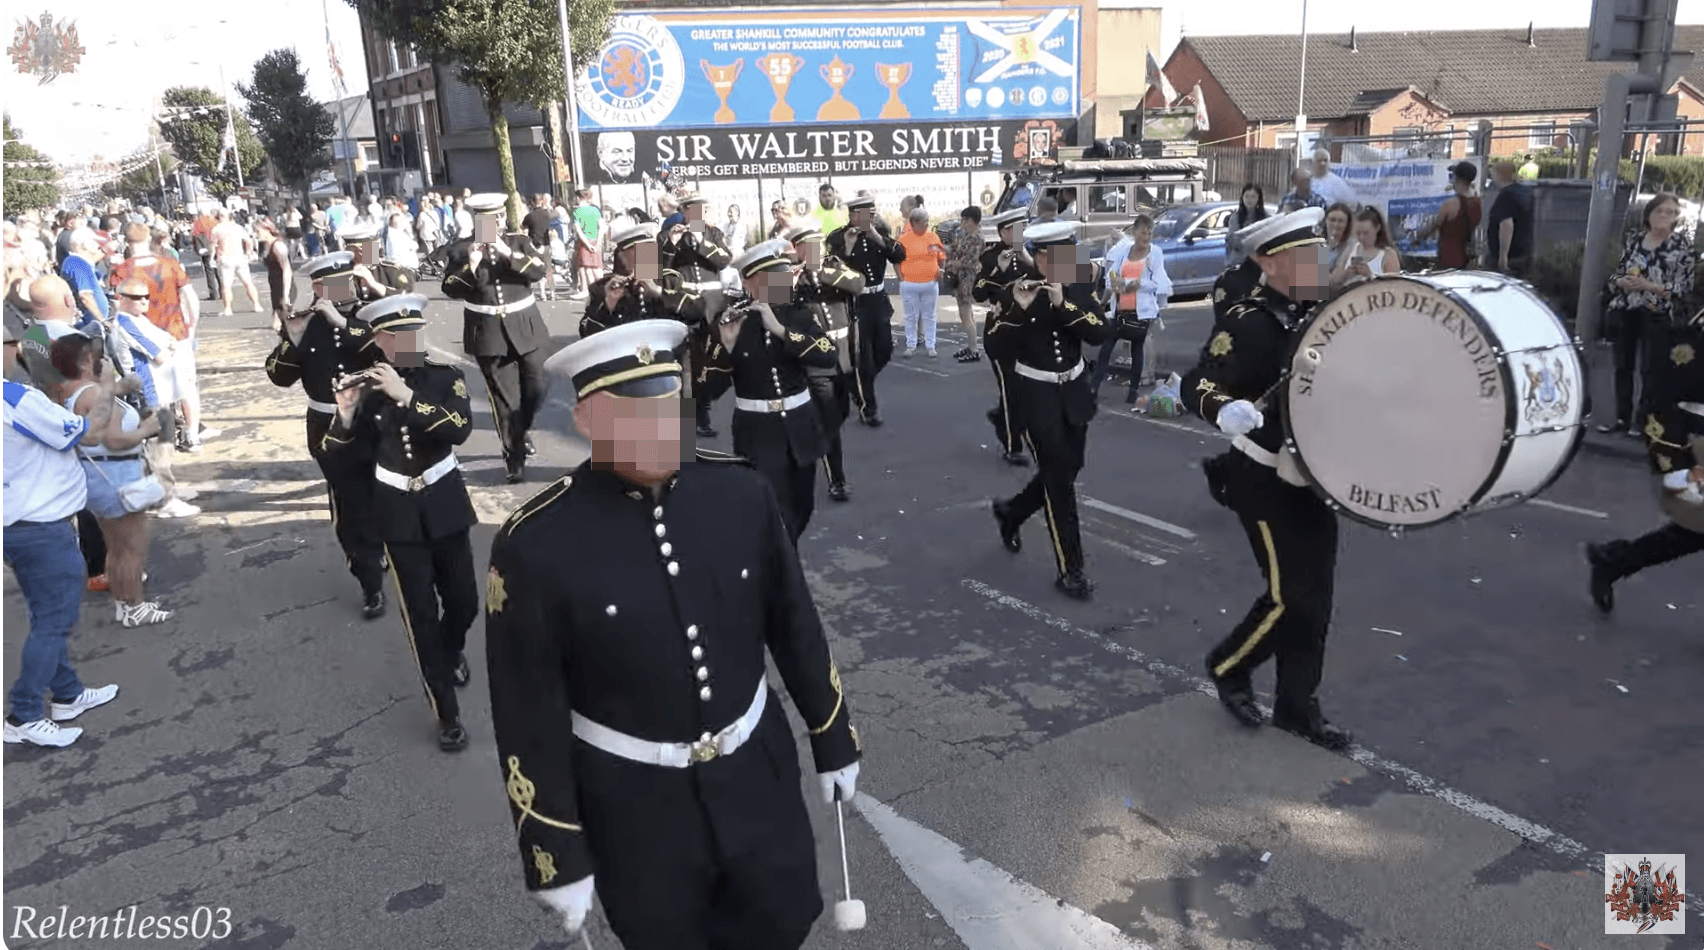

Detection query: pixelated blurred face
(1272, 244), (1329, 302)
(1036, 245), (1093, 285)
(999, 221), (1023, 247)
(848, 207), (873, 228)
(685, 204), (704, 231)
(798, 240), (822, 269)
(575, 389), (689, 477)
(742, 267), (792, 305)
(624, 241), (660, 280)
(378, 329), (425, 367)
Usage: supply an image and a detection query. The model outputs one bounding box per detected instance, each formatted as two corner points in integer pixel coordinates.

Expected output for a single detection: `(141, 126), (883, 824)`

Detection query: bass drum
(1282, 272), (1586, 531)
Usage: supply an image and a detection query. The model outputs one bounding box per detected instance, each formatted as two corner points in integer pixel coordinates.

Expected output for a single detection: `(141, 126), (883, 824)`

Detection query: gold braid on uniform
(499, 475), (576, 538)
(505, 756), (582, 835)
(531, 845), (558, 885)
(809, 661), (846, 735)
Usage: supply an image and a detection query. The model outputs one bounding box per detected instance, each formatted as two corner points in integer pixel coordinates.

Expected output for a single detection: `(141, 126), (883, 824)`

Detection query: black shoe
(437, 718), (469, 752)
(1585, 542), (1617, 613)
(1271, 705), (1352, 751)
(1209, 673), (1264, 728)
(828, 481), (850, 502)
(362, 590), (385, 620)
(451, 653), (471, 688)
(525, 437), (538, 459)
(861, 411), (883, 427)
(1002, 450), (1029, 466)
(992, 499), (1022, 553)
(506, 463), (526, 485)
(697, 424), (718, 438)
(1055, 570), (1093, 600)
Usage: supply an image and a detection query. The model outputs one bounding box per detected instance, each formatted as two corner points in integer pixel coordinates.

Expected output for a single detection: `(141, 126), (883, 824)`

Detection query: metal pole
(557, 0), (586, 188)
(1578, 72), (1655, 352)
(220, 65), (244, 189)
(324, 0), (359, 196)
(1295, 0), (1309, 166)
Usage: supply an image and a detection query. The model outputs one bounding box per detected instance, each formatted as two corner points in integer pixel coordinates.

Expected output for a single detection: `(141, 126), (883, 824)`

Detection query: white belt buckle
(1055, 370), (1071, 384)
(767, 398), (785, 412)
(689, 736), (720, 764)
(407, 474), (426, 492)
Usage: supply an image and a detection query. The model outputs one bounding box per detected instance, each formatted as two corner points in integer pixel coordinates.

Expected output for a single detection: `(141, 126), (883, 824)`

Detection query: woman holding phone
(1331, 206), (1402, 286)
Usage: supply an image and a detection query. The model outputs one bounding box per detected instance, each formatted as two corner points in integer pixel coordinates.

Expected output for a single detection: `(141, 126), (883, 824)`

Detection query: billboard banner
(580, 118), (1075, 185)
(1334, 158), (1479, 258)
(573, 9), (1081, 132)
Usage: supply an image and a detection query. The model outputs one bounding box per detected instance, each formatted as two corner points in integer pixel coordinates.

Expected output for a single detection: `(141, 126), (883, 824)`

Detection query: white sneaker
(3, 718), (82, 747)
(926, 348), (938, 359)
(903, 347), (916, 357)
(119, 601), (174, 627)
(50, 684), (119, 721)
(155, 498), (200, 518)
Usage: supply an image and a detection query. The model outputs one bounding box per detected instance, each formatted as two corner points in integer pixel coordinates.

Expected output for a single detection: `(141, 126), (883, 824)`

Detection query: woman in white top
(1332, 205), (1401, 287)
(48, 330), (173, 627)
(1090, 214), (1172, 405)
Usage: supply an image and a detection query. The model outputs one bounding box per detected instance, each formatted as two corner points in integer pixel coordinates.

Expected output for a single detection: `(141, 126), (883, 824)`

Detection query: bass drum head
(1284, 276), (1515, 529)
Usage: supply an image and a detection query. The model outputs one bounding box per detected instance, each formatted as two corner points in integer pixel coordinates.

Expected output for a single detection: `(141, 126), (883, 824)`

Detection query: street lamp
(1295, 0), (1310, 165)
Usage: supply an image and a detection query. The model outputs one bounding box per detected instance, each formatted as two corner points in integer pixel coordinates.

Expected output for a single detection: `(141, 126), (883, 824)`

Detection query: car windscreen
(1148, 207), (1197, 242)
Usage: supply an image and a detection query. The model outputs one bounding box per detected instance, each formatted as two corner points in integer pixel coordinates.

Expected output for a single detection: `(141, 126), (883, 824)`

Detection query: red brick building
(1163, 25), (1704, 156)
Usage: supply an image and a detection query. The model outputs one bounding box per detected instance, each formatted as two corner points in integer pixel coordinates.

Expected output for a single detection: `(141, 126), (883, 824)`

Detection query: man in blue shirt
(59, 228), (109, 325)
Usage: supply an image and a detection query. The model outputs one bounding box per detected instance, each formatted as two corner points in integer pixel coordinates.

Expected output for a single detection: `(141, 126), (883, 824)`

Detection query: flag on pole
(217, 111), (237, 172)
(327, 22), (347, 98)
(1192, 82), (1210, 131)
(1145, 51), (1176, 106)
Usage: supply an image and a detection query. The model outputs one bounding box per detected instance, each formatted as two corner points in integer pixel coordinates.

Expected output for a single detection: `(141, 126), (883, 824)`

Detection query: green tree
(238, 49), (335, 212)
(4, 115), (61, 212)
(349, 0), (615, 228)
(157, 86), (267, 200)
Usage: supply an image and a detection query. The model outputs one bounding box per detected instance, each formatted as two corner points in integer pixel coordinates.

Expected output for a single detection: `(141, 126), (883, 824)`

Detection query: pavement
(3, 273), (1698, 950)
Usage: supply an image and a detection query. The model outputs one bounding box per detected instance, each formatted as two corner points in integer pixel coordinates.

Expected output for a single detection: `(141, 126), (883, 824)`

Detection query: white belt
(686, 281), (723, 292)
(735, 390), (812, 413)
(1233, 434), (1308, 487)
(1014, 359), (1085, 384)
(464, 295), (536, 314)
(571, 680), (767, 768)
(374, 452), (459, 492)
(859, 283), (887, 294)
(1680, 401), (1704, 418)
(827, 326), (849, 340)
(307, 398), (337, 414)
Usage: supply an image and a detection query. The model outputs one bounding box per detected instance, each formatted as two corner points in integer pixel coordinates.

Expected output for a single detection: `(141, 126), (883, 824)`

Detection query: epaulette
(695, 447), (753, 467)
(498, 474), (576, 538)
(1225, 301), (1264, 320)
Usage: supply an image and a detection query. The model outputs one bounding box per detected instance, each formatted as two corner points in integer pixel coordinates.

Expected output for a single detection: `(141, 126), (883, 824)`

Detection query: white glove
(1216, 400), (1265, 437)
(533, 875), (595, 934)
(819, 761), (859, 803)
(1662, 470), (1692, 492)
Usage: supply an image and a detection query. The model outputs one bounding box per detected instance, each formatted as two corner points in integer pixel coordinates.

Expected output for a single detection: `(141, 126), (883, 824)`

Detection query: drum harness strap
(1232, 435), (1308, 487)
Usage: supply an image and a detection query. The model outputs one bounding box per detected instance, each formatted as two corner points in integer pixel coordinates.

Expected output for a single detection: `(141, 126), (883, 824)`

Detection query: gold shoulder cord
(809, 661), (845, 736)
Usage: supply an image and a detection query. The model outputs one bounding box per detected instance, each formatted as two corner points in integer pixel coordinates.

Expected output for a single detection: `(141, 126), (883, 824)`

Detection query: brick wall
(1162, 44), (1248, 145)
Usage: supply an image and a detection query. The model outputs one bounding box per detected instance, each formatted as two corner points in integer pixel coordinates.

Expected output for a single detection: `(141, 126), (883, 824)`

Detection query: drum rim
(1279, 272), (1529, 532)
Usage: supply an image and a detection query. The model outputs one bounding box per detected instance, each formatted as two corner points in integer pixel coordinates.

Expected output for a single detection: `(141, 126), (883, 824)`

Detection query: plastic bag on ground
(1134, 372), (1184, 418)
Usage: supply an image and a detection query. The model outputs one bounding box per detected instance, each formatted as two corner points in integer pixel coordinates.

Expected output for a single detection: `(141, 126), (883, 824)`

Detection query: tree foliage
(99, 149), (181, 207)
(157, 86), (267, 200)
(348, 0), (615, 224)
(4, 115), (61, 212)
(238, 49), (335, 201)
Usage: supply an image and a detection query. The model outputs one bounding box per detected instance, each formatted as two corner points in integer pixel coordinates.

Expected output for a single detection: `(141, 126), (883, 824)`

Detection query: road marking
(959, 578), (1613, 877)
(855, 793), (1154, 950)
(1082, 496), (1196, 540)
(1529, 498), (1609, 519)
(1088, 533), (1167, 566)
(890, 362), (952, 378)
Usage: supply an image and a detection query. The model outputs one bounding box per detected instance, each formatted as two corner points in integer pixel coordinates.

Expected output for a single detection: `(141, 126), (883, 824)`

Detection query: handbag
(79, 446), (166, 513)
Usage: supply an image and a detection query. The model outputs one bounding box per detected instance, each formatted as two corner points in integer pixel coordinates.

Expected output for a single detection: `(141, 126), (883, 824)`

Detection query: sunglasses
(121, 293), (150, 300)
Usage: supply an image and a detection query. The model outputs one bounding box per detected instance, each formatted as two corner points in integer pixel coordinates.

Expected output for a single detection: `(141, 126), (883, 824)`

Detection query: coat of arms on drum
(8, 13), (84, 85)
(1518, 354), (1573, 427)
(1604, 854), (1685, 934)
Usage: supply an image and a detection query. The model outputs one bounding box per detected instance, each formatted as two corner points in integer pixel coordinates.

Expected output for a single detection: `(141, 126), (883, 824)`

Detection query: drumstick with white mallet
(834, 797), (866, 931)
(1253, 346), (1324, 410)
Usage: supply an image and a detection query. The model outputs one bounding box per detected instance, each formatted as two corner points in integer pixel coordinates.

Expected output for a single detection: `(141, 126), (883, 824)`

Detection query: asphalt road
(3, 276), (1697, 950)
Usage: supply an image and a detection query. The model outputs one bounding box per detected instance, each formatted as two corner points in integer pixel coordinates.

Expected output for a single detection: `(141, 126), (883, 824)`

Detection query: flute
(718, 298), (756, 325)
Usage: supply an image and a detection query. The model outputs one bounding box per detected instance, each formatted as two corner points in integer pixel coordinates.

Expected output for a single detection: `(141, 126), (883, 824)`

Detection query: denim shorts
(81, 457), (145, 519)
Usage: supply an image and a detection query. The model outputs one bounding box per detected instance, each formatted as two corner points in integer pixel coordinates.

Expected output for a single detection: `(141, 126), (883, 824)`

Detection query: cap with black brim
(545, 318), (691, 400)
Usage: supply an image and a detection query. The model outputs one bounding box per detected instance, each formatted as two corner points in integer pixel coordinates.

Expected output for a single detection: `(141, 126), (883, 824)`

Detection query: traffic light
(387, 133), (405, 168)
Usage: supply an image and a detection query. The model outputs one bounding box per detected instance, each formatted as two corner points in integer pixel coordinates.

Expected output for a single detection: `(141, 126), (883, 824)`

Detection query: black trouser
(1597, 522), (1704, 580)
(808, 373), (850, 487)
(199, 249), (222, 299)
(384, 530), (478, 724)
(693, 295), (728, 431)
(477, 347), (549, 467)
(308, 411), (386, 597)
(850, 293), (894, 416)
(753, 455), (817, 548)
(1205, 451), (1339, 719)
(1004, 414), (1089, 578)
(1089, 322), (1149, 403)
(1609, 306), (1670, 424)
(985, 316), (1021, 454)
(76, 509), (105, 578)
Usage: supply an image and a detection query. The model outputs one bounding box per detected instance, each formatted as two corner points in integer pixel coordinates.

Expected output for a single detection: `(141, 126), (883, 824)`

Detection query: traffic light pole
(557, 0), (587, 190)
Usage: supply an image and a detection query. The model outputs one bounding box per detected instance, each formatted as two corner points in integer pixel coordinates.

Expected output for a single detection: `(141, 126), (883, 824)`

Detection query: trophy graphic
(700, 58), (745, 124)
(875, 63), (912, 119)
(816, 55), (860, 121)
(756, 52), (806, 123)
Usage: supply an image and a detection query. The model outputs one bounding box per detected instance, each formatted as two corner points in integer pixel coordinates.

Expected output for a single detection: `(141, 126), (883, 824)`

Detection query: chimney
(1526, 22), (1536, 47)
(1349, 26), (1357, 52)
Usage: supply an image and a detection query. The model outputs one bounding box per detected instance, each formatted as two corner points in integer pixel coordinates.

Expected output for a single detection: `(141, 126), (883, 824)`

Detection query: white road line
(855, 793), (1154, 950)
(890, 362), (952, 378)
(1088, 533), (1168, 566)
(959, 578), (1612, 876)
(1081, 496), (1197, 540)
(1529, 498), (1610, 519)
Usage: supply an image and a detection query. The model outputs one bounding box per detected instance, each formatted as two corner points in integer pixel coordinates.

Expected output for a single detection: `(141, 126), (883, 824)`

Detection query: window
(1393, 125), (1423, 143)
(1528, 122), (1556, 150)
(1203, 207), (1234, 230)
(1087, 185), (1125, 215)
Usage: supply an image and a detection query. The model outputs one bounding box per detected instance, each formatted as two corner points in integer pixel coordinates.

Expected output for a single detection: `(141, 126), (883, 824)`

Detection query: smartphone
(350, 241), (376, 266)
(474, 214), (499, 244)
(322, 275), (356, 303)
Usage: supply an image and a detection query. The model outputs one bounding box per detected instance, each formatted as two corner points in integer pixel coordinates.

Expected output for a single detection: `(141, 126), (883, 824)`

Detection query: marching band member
(975, 209), (1037, 466)
(701, 240), (839, 546)
(659, 193), (733, 440)
(1587, 311), (1704, 609)
(784, 222), (864, 503)
(829, 195), (906, 427)
(264, 251), (391, 619)
(986, 221), (1111, 600)
(580, 221), (701, 338)
(485, 318), (861, 949)
(1182, 207), (1351, 751)
(324, 294), (478, 753)
(441, 193), (551, 484)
